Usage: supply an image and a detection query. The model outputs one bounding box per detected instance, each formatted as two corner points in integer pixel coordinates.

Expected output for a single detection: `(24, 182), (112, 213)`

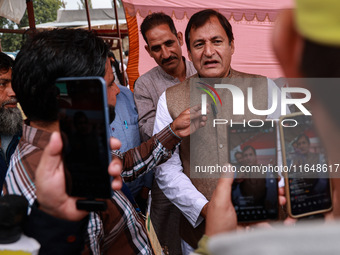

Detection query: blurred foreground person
(196, 0), (340, 254)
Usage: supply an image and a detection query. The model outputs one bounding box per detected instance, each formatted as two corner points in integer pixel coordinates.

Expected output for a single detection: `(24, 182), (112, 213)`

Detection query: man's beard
(0, 107), (23, 136)
(108, 105), (116, 123)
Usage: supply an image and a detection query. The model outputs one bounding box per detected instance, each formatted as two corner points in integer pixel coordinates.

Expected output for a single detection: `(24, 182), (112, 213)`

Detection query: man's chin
(0, 107), (23, 135)
(162, 62), (179, 72)
(199, 69), (227, 78)
(108, 105), (116, 123)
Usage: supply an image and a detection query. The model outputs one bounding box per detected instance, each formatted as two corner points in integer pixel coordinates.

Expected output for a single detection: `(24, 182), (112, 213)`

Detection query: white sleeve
(153, 92), (208, 227)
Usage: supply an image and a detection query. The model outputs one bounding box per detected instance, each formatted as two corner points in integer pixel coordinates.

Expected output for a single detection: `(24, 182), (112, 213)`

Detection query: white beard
(0, 107), (23, 135)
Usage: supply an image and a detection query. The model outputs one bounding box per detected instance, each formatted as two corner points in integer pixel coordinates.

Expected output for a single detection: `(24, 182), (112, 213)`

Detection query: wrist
(35, 199), (61, 219)
(35, 199), (88, 222)
(170, 123), (181, 138)
(200, 202), (209, 218)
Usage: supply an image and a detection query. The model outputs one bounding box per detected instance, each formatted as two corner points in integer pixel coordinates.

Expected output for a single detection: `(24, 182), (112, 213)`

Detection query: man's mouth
(162, 56), (177, 65)
(2, 100), (18, 108)
(203, 60), (219, 67)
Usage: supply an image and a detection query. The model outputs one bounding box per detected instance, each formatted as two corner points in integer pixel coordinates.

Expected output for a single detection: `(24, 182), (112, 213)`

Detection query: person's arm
(117, 124), (181, 182)
(153, 92), (209, 227)
(195, 174), (237, 255)
(24, 132), (123, 254)
(134, 77), (157, 142)
(119, 104), (206, 182)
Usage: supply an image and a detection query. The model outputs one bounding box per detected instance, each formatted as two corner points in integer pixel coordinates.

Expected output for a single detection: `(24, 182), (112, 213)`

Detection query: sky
(64, 0), (113, 9)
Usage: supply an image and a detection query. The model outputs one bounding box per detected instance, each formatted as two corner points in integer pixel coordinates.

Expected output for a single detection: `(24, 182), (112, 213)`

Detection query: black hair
(140, 12), (177, 44)
(108, 51), (124, 85)
(0, 52), (14, 72)
(234, 151), (242, 158)
(296, 133), (310, 145)
(12, 29), (109, 123)
(242, 145), (257, 155)
(185, 9), (234, 52)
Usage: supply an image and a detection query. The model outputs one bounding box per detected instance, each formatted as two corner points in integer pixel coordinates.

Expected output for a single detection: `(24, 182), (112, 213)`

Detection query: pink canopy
(122, 0), (294, 87)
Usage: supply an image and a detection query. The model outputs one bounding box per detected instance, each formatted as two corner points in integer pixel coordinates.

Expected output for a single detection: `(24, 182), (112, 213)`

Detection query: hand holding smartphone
(228, 121), (279, 222)
(56, 77), (112, 211)
(280, 112), (332, 218)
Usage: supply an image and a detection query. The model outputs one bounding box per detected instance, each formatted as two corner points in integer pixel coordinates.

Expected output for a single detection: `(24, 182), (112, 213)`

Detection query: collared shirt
(134, 57), (197, 142)
(110, 84), (141, 153)
(3, 123), (181, 254)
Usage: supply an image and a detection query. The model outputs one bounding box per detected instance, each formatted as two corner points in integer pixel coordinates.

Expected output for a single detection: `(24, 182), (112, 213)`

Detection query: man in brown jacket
(153, 9), (284, 253)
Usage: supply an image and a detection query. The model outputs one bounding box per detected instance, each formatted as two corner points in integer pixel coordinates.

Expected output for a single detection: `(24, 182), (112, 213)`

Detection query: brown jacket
(166, 69), (269, 248)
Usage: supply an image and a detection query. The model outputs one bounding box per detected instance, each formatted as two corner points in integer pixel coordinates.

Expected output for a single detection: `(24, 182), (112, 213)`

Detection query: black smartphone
(279, 112), (332, 218)
(56, 77), (112, 202)
(228, 121), (279, 222)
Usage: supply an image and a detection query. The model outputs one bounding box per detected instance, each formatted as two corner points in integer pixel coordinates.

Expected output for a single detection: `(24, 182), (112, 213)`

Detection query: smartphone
(280, 112), (332, 218)
(56, 77), (112, 202)
(228, 121), (279, 222)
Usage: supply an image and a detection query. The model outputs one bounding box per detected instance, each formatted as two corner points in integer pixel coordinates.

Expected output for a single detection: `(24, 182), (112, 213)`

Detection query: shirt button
(219, 144), (223, 149)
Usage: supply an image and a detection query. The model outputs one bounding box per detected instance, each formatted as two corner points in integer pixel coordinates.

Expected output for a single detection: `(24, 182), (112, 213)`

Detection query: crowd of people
(0, 0), (340, 254)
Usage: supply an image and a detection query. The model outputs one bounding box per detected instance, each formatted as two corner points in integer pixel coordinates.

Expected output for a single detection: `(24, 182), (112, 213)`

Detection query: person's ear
(273, 9), (304, 78)
(177, 32), (184, 46)
(230, 40), (235, 55)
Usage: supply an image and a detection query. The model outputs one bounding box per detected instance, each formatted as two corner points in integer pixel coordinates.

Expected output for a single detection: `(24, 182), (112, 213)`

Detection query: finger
(110, 137), (122, 151)
(108, 155), (123, 190)
(219, 164), (235, 180)
(249, 222), (273, 229)
(214, 172), (234, 201)
(190, 108), (205, 120)
(111, 176), (123, 190)
(188, 104), (201, 114)
(279, 195), (287, 206)
(47, 132), (63, 156)
(200, 121), (207, 128)
(108, 157), (122, 177)
(278, 187), (285, 196)
(283, 217), (297, 226)
(37, 132), (63, 174)
(199, 116), (208, 126)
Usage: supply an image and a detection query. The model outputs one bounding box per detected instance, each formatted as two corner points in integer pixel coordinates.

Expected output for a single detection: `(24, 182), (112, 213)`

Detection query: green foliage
(0, 0), (64, 52)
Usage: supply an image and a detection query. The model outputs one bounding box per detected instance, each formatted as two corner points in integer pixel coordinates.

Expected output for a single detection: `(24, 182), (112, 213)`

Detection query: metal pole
(84, 0), (92, 30)
(26, 0), (36, 31)
(113, 0), (126, 86)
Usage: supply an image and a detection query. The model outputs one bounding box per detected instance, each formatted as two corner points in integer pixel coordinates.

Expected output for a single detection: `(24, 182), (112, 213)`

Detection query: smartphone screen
(228, 121), (278, 222)
(280, 113), (332, 218)
(56, 77), (111, 199)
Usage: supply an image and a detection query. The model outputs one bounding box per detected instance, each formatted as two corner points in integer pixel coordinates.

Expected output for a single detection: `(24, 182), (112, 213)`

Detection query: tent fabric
(0, 0), (26, 24)
(56, 8), (126, 23)
(122, 0), (294, 90)
(123, 0), (293, 20)
(125, 10), (140, 91)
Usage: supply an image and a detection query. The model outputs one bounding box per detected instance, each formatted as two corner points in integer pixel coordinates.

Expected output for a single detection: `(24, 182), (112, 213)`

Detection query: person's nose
(6, 82), (16, 98)
(203, 42), (215, 57)
(161, 45), (171, 59)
